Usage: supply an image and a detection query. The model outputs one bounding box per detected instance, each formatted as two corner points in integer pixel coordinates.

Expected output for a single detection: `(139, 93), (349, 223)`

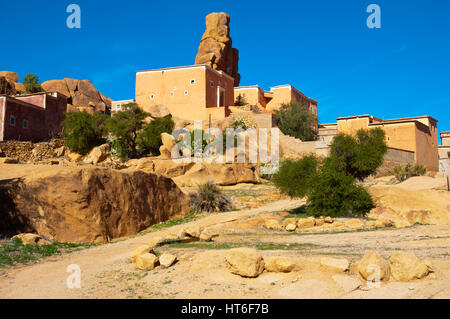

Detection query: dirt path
(0, 199), (303, 299)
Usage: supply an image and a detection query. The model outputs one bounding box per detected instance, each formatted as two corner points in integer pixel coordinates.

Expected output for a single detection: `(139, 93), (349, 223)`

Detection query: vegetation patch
(0, 238), (92, 268)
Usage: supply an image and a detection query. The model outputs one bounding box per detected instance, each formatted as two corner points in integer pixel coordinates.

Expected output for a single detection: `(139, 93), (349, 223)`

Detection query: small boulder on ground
(389, 252), (432, 281)
(320, 257), (350, 272)
(345, 219), (365, 229)
(185, 225), (202, 238)
(0, 157), (18, 164)
(225, 248), (265, 278)
(282, 218), (297, 228)
(297, 217), (315, 230)
(324, 216), (334, 224)
(264, 219), (282, 230)
(199, 232), (213, 242)
(285, 223), (297, 232)
(265, 257), (296, 273)
(12, 233), (51, 246)
(159, 253), (177, 268)
(136, 253), (159, 270)
(375, 218), (392, 228)
(131, 245), (154, 263)
(83, 143), (110, 165)
(358, 251), (390, 282)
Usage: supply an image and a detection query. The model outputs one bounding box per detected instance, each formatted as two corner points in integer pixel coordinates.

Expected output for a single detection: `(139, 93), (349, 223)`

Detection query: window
(150, 94), (155, 99)
(190, 79), (196, 85)
(184, 90), (188, 96)
(23, 120), (28, 128)
(170, 91), (174, 97)
(210, 81), (214, 87)
(10, 116), (15, 127)
(116, 104), (121, 110)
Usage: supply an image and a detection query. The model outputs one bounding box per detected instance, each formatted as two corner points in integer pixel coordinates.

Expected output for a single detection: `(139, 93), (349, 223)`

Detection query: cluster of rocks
(0, 71), (24, 95)
(0, 139), (65, 163)
(130, 226), (216, 270)
(41, 78), (112, 113)
(224, 248), (433, 283)
(11, 233), (52, 246)
(265, 215), (413, 233)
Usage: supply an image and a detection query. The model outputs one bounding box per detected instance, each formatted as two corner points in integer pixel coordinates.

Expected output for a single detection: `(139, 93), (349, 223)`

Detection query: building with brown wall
(0, 92), (67, 142)
(135, 65), (234, 121)
(319, 114), (439, 171)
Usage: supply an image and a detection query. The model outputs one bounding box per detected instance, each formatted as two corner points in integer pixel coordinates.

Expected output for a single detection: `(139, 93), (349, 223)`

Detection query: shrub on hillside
(272, 128), (387, 217)
(62, 111), (108, 155)
(106, 103), (149, 160)
(189, 181), (232, 213)
(273, 101), (317, 141)
(272, 156), (319, 198)
(137, 116), (175, 156)
(328, 127), (388, 181)
(393, 163), (427, 182)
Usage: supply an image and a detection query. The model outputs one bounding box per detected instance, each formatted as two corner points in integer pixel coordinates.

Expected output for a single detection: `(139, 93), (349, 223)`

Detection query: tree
(137, 116), (175, 155)
(328, 127), (387, 181)
(272, 128), (387, 217)
(273, 101), (317, 141)
(235, 94), (247, 106)
(106, 103), (149, 160)
(22, 73), (43, 94)
(62, 111), (108, 155)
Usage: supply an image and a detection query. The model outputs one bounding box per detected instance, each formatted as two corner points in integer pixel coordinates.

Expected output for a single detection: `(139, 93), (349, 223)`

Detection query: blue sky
(1, 0), (449, 139)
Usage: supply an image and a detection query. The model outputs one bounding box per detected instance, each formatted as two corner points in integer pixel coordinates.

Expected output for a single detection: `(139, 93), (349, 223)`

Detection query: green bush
(189, 181), (232, 212)
(22, 73), (43, 93)
(272, 156), (319, 198)
(273, 101), (317, 141)
(62, 111), (108, 155)
(235, 94), (247, 106)
(307, 166), (374, 217)
(137, 116), (175, 156)
(329, 127), (388, 181)
(272, 128), (387, 217)
(393, 163), (427, 182)
(106, 103), (149, 160)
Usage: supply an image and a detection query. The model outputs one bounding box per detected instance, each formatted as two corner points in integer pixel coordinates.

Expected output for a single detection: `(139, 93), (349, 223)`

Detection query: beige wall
(266, 86), (292, 112)
(441, 132), (450, 146)
(135, 66), (234, 121)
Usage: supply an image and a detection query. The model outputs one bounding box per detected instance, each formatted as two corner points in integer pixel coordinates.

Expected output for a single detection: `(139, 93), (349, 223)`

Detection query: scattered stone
(225, 248), (265, 278)
(324, 216), (334, 224)
(297, 217), (315, 230)
(67, 151), (83, 163)
(282, 218), (297, 228)
(375, 218), (392, 228)
(131, 245), (154, 263)
(358, 251), (390, 282)
(389, 252), (432, 281)
(315, 219), (325, 227)
(177, 229), (188, 239)
(264, 219), (282, 230)
(345, 219), (364, 229)
(11, 233), (50, 246)
(320, 257), (350, 272)
(332, 274), (361, 293)
(161, 133), (176, 151)
(199, 232), (213, 242)
(265, 257), (296, 273)
(393, 220), (412, 229)
(55, 146), (65, 157)
(159, 253), (177, 268)
(83, 143), (110, 165)
(185, 225), (202, 238)
(136, 253), (159, 270)
(285, 223), (297, 232)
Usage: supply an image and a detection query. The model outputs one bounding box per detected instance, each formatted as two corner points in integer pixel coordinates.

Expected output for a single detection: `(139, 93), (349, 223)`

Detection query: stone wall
(0, 139), (65, 162)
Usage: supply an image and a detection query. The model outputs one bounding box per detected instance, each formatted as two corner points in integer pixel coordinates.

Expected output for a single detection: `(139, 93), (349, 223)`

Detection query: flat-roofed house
(135, 65), (234, 121)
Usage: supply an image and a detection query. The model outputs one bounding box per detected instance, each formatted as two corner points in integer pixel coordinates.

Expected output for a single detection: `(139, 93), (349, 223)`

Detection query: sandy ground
(0, 164), (449, 299)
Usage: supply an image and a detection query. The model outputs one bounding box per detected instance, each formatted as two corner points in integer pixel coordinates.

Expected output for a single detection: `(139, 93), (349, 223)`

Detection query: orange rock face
(41, 78), (112, 113)
(195, 12), (240, 86)
(0, 167), (191, 243)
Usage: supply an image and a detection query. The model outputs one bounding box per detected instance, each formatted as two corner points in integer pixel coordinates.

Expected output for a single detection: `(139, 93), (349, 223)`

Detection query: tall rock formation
(195, 12), (240, 86)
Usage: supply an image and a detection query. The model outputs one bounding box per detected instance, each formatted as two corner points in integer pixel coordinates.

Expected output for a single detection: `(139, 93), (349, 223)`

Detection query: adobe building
(234, 84), (318, 116)
(111, 99), (135, 115)
(438, 131), (450, 172)
(135, 65), (234, 121)
(0, 92), (67, 142)
(319, 114), (439, 171)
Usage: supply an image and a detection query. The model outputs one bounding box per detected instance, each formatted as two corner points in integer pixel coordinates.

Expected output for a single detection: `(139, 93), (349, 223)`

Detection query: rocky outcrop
(0, 76), (16, 95)
(195, 12), (240, 86)
(41, 78), (112, 113)
(0, 167), (191, 243)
